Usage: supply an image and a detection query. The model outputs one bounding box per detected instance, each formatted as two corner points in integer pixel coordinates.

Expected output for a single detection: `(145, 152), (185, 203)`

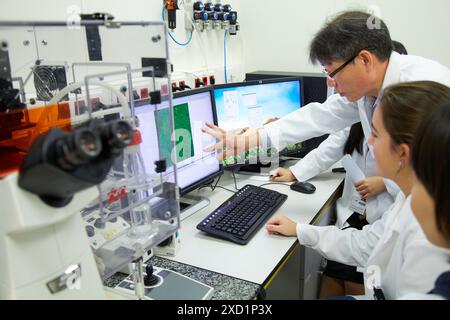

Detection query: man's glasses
(323, 54), (358, 79)
(323, 48), (375, 79)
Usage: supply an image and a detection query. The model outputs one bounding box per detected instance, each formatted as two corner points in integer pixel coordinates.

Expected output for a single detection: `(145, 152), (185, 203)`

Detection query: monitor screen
(135, 88), (221, 194)
(213, 78), (303, 131)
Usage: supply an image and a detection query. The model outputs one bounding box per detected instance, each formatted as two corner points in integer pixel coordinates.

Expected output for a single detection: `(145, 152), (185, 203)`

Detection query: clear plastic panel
(1, 21), (169, 176)
(79, 66), (180, 279)
(1, 21), (167, 106)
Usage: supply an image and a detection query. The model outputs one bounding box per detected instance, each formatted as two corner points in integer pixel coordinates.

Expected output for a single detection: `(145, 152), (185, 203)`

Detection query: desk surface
(166, 161), (345, 285)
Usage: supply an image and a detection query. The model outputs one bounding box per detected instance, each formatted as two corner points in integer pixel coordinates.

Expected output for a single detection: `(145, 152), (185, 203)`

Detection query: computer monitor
(245, 71), (331, 158)
(213, 78), (303, 172)
(134, 87), (222, 200)
(213, 77), (303, 131)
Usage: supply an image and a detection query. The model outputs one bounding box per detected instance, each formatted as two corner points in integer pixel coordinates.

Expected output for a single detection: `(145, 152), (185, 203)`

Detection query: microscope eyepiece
(100, 120), (134, 155)
(57, 128), (102, 170)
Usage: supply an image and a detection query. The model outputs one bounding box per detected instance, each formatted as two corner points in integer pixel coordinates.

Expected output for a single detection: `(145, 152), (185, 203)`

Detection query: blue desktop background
(214, 80), (302, 130)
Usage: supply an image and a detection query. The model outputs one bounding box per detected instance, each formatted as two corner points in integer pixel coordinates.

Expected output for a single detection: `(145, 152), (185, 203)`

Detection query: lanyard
(373, 287), (386, 300)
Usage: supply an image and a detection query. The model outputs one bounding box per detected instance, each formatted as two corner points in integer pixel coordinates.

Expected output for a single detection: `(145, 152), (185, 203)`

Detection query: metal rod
(0, 21), (165, 27)
(131, 257), (145, 300)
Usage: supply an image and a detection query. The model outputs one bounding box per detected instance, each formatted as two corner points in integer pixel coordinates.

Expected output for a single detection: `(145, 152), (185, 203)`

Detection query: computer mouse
(290, 181), (316, 194)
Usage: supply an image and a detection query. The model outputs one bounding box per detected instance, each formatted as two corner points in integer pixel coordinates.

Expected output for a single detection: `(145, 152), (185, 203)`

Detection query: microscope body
(0, 174), (106, 299)
(0, 116), (133, 299)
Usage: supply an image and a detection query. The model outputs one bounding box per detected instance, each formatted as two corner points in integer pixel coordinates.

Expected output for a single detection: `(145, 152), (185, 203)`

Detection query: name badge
(349, 192), (366, 215)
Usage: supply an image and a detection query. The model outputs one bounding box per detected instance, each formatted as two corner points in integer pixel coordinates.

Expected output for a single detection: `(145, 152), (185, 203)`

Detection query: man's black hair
(310, 10), (393, 65)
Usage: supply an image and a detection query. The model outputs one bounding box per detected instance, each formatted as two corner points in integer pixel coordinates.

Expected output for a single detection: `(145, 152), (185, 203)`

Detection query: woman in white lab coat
(270, 124), (396, 297)
(266, 40), (409, 297)
(266, 81), (450, 299)
(400, 101), (450, 300)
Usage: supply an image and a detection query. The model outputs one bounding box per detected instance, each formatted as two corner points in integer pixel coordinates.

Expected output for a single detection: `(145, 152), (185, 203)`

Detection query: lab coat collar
(389, 194), (411, 234)
(378, 192), (407, 245)
(378, 194), (450, 253)
(378, 194), (447, 251)
(380, 51), (402, 93)
(368, 52), (401, 111)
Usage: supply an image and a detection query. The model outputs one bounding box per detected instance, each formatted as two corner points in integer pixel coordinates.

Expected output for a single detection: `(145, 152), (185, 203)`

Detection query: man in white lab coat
(202, 10), (450, 162)
(202, 9), (450, 257)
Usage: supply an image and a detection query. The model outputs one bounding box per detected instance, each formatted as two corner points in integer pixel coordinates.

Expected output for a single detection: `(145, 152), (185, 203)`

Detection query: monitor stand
(179, 194), (210, 221)
(233, 162), (273, 181)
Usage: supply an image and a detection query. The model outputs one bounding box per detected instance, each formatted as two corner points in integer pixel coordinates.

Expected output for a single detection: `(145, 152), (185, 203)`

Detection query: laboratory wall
(239, 0), (450, 74)
(0, 0), (245, 85)
(1, 0), (449, 83)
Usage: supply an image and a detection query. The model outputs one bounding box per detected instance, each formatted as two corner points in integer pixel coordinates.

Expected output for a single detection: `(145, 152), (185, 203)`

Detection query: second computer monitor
(213, 77), (303, 131)
(135, 87), (222, 195)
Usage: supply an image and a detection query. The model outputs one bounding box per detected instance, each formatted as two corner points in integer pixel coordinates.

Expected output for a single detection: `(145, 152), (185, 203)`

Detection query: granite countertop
(104, 255), (262, 300)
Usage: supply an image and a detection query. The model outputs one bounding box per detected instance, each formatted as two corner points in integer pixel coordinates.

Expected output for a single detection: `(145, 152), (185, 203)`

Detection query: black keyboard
(196, 185), (288, 245)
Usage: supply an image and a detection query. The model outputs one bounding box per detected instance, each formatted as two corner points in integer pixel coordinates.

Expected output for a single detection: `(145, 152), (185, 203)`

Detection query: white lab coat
(263, 52), (450, 198)
(399, 269), (450, 300)
(263, 51), (450, 161)
(290, 128), (396, 228)
(399, 285), (450, 300)
(399, 293), (445, 300)
(297, 195), (450, 299)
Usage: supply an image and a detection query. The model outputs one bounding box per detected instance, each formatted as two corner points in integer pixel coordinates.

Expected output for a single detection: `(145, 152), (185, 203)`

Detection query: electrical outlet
(140, 88), (149, 99)
(161, 84), (169, 95)
(90, 97), (100, 105)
